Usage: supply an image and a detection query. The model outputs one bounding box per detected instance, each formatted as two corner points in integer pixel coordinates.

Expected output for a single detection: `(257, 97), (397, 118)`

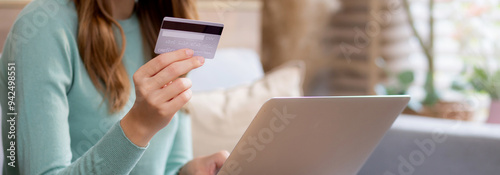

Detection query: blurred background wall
(0, 0), (408, 97)
(197, 0), (262, 52)
(0, 0), (263, 53)
(1, 0), (495, 121)
(261, 0), (413, 97)
(261, 0), (339, 96)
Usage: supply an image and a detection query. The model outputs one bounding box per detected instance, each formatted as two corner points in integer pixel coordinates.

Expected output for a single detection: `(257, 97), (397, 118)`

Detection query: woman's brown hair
(74, 0), (199, 113)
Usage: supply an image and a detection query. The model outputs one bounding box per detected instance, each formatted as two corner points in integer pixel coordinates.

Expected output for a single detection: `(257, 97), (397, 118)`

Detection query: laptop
(217, 95), (410, 175)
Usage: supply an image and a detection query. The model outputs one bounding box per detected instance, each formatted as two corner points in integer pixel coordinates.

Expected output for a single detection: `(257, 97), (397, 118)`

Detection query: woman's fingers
(178, 150), (230, 175)
(149, 78), (192, 104)
(162, 88), (192, 112)
(147, 56), (204, 89)
(135, 48), (194, 78)
(211, 151), (230, 170)
(123, 49), (204, 148)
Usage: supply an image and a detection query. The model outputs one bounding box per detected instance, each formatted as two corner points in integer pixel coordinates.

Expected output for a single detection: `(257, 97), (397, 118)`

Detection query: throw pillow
(186, 60), (305, 157)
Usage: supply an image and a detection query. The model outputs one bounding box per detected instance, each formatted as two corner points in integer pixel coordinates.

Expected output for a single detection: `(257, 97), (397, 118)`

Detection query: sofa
(359, 115), (500, 175)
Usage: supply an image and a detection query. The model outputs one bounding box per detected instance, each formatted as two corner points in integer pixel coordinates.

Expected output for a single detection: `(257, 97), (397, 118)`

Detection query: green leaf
(492, 70), (500, 81)
(470, 68), (500, 100)
(398, 71), (415, 86)
(385, 87), (399, 95)
(471, 78), (487, 92)
(473, 67), (488, 81)
(491, 70), (500, 100)
(451, 80), (465, 91)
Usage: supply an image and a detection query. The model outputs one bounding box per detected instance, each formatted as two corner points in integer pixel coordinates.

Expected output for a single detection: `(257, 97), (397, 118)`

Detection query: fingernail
(186, 49), (194, 56)
(197, 57), (205, 64)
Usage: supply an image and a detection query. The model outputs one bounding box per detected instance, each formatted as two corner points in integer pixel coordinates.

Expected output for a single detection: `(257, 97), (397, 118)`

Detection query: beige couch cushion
(186, 61), (305, 157)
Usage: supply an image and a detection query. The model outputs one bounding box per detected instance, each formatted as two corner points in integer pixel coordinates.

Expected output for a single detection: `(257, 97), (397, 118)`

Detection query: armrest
(359, 115), (500, 175)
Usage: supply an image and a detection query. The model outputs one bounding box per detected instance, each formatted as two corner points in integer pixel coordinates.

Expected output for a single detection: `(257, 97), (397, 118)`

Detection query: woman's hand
(180, 151), (230, 175)
(121, 48), (204, 147)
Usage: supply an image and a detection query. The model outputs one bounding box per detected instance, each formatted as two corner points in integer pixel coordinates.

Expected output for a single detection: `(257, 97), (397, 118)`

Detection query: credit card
(154, 17), (224, 59)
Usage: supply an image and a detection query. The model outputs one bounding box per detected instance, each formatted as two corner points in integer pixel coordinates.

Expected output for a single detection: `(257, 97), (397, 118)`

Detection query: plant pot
(486, 100), (500, 124)
(421, 101), (474, 121)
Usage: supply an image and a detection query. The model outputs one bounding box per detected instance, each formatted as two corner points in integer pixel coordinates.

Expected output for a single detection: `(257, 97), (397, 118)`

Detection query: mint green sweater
(0, 0), (193, 174)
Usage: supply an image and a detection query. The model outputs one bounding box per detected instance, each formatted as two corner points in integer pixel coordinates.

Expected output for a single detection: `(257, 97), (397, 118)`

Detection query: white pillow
(186, 61), (305, 157)
(187, 48), (264, 92)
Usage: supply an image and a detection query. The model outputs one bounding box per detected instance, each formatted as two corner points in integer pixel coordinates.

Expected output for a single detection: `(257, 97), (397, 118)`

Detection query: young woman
(0, 0), (228, 174)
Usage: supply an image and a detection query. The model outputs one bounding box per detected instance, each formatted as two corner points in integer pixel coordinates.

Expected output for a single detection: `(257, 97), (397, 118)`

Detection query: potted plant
(384, 70), (415, 96)
(448, 1), (500, 122)
(401, 0), (438, 107)
(380, 70), (423, 115)
(401, 0), (474, 120)
(470, 67), (500, 123)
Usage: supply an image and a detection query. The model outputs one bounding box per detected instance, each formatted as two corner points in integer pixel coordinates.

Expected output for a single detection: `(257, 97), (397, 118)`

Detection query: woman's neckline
(117, 11), (139, 33)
